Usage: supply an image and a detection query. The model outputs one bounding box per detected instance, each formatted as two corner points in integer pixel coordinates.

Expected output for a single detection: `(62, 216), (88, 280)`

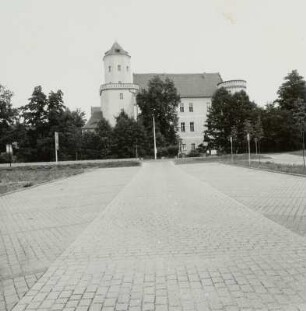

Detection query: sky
(1, 0), (305, 120)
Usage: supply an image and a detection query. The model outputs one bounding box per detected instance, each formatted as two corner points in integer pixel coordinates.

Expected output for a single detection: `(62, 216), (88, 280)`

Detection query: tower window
(120, 93), (123, 100)
(181, 122), (185, 132)
(117, 65), (121, 71)
(189, 103), (193, 112)
(180, 103), (184, 112)
(108, 66), (111, 72)
(190, 122), (194, 132)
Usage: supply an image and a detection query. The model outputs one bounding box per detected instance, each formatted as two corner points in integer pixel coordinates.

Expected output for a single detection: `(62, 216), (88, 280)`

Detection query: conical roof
(104, 42), (130, 57)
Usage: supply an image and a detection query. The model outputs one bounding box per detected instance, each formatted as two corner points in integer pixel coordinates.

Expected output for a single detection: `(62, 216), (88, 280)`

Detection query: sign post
(247, 133), (251, 166)
(54, 132), (59, 163)
(229, 136), (233, 163)
(6, 144), (13, 167)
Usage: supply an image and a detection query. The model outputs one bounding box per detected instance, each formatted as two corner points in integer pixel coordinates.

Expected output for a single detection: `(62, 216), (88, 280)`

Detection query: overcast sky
(1, 0), (305, 119)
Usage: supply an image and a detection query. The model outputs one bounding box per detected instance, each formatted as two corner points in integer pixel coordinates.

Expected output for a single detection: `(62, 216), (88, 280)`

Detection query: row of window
(180, 102), (193, 112)
(181, 143), (196, 151)
(180, 122), (194, 132)
(108, 65), (129, 72)
(179, 102), (211, 113)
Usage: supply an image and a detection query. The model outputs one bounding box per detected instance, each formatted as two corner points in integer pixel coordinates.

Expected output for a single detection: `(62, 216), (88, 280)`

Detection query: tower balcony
(99, 83), (139, 95)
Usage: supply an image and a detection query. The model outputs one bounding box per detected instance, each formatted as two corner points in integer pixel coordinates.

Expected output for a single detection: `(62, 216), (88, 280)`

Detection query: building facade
(83, 42), (246, 154)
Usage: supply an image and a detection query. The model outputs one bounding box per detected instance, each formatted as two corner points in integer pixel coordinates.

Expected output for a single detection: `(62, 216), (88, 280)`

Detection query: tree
(253, 115), (264, 155)
(95, 117), (113, 159)
(21, 86), (48, 128)
(111, 110), (148, 158)
(265, 70), (306, 152)
(17, 86), (86, 162)
(136, 76), (180, 149)
(293, 98), (306, 168)
(277, 70), (306, 111)
(0, 84), (17, 149)
(56, 108), (86, 160)
(204, 88), (258, 153)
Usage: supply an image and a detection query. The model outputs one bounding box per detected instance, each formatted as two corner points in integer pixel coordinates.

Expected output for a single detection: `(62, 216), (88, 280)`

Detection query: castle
(83, 42), (247, 153)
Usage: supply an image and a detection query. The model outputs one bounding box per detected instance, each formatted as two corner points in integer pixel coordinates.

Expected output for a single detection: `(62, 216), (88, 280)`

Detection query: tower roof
(104, 42), (130, 58)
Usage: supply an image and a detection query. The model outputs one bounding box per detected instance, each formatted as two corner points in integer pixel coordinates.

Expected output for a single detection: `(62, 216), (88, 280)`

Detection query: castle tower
(100, 42), (139, 126)
(217, 80), (247, 94)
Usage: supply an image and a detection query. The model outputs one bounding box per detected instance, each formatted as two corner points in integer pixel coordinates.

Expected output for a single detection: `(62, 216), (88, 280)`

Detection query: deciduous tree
(136, 76), (180, 149)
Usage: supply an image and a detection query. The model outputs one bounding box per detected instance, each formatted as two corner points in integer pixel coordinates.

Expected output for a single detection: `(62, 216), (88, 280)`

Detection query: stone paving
(180, 163), (306, 236)
(0, 167), (140, 311)
(8, 161), (306, 311)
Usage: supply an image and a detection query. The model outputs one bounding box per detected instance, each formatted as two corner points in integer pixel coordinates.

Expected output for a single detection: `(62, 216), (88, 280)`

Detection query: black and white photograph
(0, 1), (305, 310)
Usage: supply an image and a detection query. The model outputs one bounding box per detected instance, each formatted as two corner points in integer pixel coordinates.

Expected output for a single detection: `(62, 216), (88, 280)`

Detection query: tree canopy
(204, 88), (259, 153)
(277, 70), (306, 111)
(0, 84), (17, 147)
(136, 76), (180, 149)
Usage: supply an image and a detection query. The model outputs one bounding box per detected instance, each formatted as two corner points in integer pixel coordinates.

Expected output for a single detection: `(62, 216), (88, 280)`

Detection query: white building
(84, 42), (246, 154)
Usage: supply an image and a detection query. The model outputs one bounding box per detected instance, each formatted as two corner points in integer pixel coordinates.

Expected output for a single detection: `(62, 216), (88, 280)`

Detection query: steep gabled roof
(104, 42), (130, 58)
(133, 73), (222, 98)
(83, 107), (102, 130)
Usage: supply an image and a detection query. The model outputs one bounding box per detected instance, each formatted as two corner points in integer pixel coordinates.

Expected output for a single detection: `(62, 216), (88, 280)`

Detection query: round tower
(217, 79), (247, 95)
(103, 42), (132, 84)
(100, 42), (139, 126)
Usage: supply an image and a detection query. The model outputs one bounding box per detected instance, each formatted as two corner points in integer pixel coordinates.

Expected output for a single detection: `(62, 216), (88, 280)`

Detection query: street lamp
(229, 136), (233, 163)
(152, 111), (157, 160)
(247, 133), (251, 166)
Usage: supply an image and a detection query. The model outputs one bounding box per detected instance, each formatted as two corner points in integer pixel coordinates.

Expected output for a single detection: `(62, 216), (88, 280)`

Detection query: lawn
(289, 150), (306, 157)
(175, 154), (306, 176)
(0, 159), (140, 195)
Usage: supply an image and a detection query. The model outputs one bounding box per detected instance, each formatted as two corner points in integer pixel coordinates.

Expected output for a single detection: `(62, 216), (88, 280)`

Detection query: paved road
(8, 161), (306, 311)
(264, 153), (305, 165)
(180, 163), (306, 236)
(0, 167), (139, 311)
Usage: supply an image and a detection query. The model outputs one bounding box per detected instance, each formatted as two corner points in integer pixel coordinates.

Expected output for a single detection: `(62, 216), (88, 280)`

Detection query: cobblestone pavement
(264, 153), (304, 165)
(180, 163), (306, 236)
(11, 161), (306, 311)
(0, 167), (140, 311)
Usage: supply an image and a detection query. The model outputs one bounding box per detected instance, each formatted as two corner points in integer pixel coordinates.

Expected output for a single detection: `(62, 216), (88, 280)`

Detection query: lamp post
(247, 133), (251, 166)
(152, 113), (157, 160)
(229, 136), (233, 163)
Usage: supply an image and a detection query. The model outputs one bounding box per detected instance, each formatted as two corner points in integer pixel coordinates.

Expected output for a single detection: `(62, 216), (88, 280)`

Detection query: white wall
(177, 97), (211, 152)
(100, 89), (135, 127)
(104, 54), (132, 84)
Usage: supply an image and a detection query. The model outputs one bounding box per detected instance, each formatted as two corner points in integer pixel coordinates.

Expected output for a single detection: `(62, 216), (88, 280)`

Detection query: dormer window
(117, 65), (121, 71)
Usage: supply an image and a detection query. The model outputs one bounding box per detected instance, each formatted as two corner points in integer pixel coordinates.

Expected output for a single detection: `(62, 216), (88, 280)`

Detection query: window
(180, 103), (184, 112)
(189, 103), (193, 112)
(190, 122), (194, 132)
(207, 102), (211, 111)
(120, 93), (123, 100)
(191, 143), (196, 151)
(117, 65), (121, 71)
(181, 122), (185, 132)
(126, 66), (129, 71)
(108, 66), (111, 72)
(182, 144), (187, 151)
